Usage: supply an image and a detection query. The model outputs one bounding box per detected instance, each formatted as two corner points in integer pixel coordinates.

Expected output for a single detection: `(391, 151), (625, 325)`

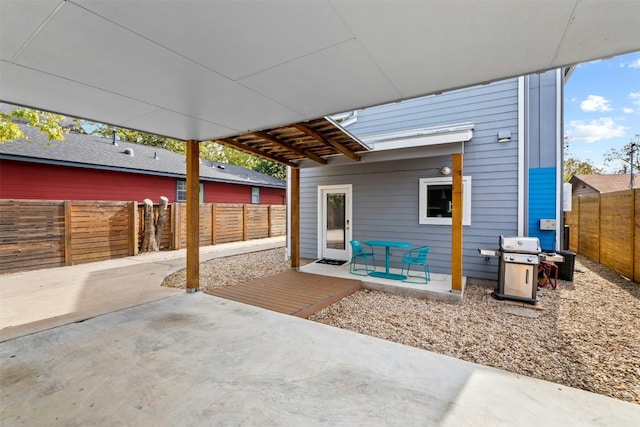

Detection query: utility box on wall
(540, 219), (556, 230)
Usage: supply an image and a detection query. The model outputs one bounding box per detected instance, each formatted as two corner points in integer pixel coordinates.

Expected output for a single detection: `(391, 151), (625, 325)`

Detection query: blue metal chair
(349, 240), (376, 276)
(401, 246), (430, 283)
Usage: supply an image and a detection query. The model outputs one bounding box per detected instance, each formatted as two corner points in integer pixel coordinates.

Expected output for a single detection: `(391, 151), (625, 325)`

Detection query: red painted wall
(0, 160), (286, 204)
(204, 182), (286, 204)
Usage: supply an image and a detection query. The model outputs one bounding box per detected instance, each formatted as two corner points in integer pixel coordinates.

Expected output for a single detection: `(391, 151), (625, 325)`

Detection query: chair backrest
(350, 240), (365, 255)
(414, 246), (430, 261)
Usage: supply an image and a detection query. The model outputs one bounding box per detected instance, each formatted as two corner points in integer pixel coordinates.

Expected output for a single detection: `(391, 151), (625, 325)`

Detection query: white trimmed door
(318, 185), (352, 260)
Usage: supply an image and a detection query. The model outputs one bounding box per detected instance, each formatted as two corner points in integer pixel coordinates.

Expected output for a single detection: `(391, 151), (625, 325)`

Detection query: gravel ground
(164, 249), (640, 404)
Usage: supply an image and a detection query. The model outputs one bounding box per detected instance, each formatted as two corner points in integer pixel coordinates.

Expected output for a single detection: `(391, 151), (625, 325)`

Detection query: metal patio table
(365, 240), (412, 280)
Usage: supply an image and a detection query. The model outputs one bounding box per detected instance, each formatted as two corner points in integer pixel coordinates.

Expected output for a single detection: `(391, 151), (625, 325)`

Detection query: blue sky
(564, 51), (640, 173)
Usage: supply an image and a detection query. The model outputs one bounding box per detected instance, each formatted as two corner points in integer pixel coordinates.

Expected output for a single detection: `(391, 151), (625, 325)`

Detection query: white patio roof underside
(1, 1), (638, 142)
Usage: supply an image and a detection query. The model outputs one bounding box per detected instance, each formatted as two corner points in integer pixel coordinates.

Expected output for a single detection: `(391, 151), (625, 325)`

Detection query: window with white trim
(419, 177), (471, 225)
(251, 187), (260, 204)
(176, 180), (204, 203)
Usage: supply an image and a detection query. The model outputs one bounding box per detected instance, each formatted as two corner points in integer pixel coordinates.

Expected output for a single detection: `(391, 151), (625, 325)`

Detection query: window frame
(419, 176), (472, 226)
(176, 180), (204, 203)
(251, 187), (260, 204)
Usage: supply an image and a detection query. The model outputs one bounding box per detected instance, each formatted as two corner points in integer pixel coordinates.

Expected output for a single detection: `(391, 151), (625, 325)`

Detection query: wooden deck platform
(205, 271), (362, 318)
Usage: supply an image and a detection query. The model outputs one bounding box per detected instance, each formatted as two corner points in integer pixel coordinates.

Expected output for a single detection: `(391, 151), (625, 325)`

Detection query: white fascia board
(555, 69), (563, 250)
(361, 122), (474, 152)
(518, 76), (526, 236)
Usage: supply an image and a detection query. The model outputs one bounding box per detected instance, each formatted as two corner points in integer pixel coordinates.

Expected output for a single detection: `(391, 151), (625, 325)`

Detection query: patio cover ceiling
(1, 1), (639, 161)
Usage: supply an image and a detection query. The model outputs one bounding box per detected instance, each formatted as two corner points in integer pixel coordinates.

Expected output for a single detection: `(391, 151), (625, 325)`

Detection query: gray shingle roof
(0, 125), (286, 189)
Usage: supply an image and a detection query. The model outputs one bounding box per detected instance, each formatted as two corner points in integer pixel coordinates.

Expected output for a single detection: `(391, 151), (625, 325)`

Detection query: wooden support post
(186, 140), (200, 293)
(129, 201), (138, 256)
(64, 201), (72, 266)
(451, 153), (463, 292)
(290, 168), (300, 268)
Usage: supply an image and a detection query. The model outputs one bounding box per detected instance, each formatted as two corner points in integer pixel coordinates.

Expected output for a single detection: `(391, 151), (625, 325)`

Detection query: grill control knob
(527, 257), (534, 262)
(509, 256), (515, 261)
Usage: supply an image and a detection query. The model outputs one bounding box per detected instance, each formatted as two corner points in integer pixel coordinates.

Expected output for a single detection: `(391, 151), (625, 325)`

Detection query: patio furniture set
(349, 240), (430, 284)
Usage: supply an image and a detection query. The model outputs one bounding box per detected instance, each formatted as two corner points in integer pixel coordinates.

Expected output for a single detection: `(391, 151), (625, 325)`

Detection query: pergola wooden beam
(248, 131), (327, 165)
(216, 138), (297, 168)
(292, 123), (361, 161)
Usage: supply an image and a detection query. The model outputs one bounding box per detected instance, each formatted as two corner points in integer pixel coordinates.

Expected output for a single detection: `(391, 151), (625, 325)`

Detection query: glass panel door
(319, 185), (351, 260)
(326, 192), (346, 250)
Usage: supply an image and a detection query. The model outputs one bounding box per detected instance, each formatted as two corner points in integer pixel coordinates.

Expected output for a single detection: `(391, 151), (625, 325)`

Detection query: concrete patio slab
(300, 260), (465, 303)
(1, 292), (638, 426)
(0, 236), (285, 342)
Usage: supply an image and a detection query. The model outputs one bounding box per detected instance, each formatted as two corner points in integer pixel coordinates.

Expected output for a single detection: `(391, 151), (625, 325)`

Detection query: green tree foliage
(0, 108), (69, 143)
(563, 133), (603, 182)
(91, 126), (186, 154)
(253, 158), (287, 180)
(563, 157), (603, 182)
(603, 136), (640, 174)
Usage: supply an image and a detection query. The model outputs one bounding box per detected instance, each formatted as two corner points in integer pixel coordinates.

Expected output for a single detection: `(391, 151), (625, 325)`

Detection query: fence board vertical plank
(597, 194), (601, 263)
(633, 189), (638, 283)
(172, 203), (179, 250)
(64, 201), (72, 266)
(129, 201), (138, 256)
(243, 204), (248, 241)
(211, 204), (217, 245)
(575, 196), (580, 253)
(268, 205), (273, 237)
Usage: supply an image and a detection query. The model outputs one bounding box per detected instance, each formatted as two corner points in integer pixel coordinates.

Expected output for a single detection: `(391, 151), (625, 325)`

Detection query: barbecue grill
(479, 236), (542, 304)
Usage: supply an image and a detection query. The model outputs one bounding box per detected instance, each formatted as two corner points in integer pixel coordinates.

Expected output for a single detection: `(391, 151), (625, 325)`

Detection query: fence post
(64, 201), (72, 266)
(268, 205), (273, 237)
(243, 204), (249, 241)
(597, 193), (601, 263)
(632, 189), (637, 283)
(129, 201), (138, 256)
(211, 204), (217, 245)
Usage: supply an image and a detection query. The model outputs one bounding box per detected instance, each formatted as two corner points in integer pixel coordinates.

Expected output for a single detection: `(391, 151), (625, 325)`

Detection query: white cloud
(628, 58), (640, 69)
(566, 118), (627, 143)
(580, 95), (612, 112)
(623, 107), (635, 114)
(629, 92), (640, 106)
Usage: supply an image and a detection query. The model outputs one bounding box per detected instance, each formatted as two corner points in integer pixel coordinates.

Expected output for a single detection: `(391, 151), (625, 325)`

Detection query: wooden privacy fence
(564, 189), (639, 283)
(0, 200), (286, 274)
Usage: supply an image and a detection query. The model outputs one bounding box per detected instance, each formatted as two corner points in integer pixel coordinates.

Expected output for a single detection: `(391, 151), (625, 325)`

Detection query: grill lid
(499, 235), (541, 254)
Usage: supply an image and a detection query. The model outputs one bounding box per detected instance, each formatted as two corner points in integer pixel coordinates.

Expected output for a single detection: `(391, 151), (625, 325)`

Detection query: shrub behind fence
(0, 200), (286, 274)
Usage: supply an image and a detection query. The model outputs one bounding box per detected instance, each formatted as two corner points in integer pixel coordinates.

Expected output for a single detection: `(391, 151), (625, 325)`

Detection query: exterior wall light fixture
(498, 130), (511, 143)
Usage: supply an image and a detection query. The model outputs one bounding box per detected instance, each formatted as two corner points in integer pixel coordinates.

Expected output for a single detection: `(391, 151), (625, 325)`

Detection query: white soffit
(1, 1), (638, 141)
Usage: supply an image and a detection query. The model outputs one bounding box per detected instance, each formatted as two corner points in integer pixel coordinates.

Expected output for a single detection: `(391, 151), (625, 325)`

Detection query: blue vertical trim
(528, 167), (556, 250)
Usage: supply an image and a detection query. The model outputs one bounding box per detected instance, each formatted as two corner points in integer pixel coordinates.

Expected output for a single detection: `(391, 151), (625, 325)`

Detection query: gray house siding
(301, 78), (525, 280)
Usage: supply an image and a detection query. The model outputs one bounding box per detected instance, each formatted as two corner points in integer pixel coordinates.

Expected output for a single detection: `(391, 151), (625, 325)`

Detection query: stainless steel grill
(479, 236), (542, 304)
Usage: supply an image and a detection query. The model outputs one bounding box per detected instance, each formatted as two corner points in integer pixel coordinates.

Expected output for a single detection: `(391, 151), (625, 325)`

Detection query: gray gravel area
(164, 249), (640, 404)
